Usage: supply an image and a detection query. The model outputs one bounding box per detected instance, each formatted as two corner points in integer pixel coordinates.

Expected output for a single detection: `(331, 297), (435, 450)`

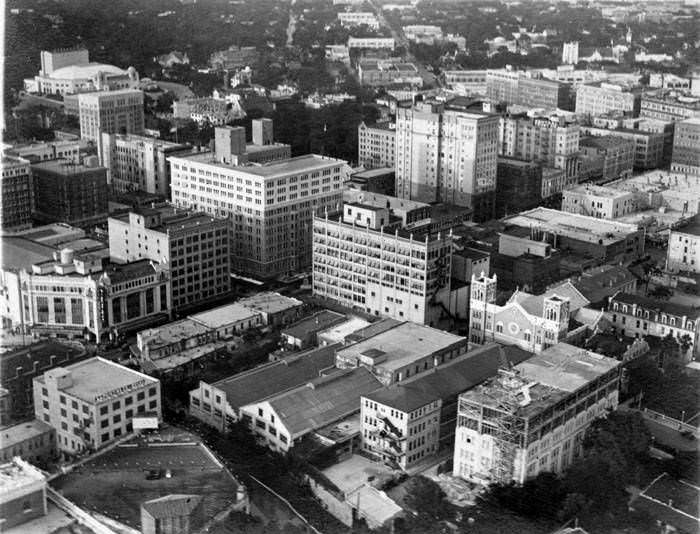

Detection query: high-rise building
(517, 77), (571, 110)
(31, 158), (109, 226)
(575, 83), (641, 118)
(312, 197), (452, 325)
(33, 357), (161, 455)
(498, 113), (581, 181)
(78, 89), (145, 155)
(395, 100), (499, 221)
(1, 157), (33, 231)
(357, 122), (396, 169)
(671, 117), (700, 175)
(108, 205), (231, 312)
(562, 41), (579, 64)
(100, 133), (190, 196)
(453, 343), (620, 485)
(169, 127), (346, 278)
(495, 158), (543, 218)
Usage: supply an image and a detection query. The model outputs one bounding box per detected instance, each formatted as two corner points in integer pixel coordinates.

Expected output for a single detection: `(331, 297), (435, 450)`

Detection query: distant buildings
(312, 196), (453, 325)
(640, 91), (700, 122)
(670, 117), (700, 176)
(337, 12), (380, 29)
(155, 50), (190, 68)
(607, 292), (700, 358)
(31, 158), (109, 226)
(357, 122), (396, 170)
(443, 70), (488, 96)
(0, 458), (48, 530)
(347, 37), (395, 50)
(453, 343), (620, 485)
(33, 357), (161, 455)
(3, 139), (82, 164)
(78, 89), (145, 156)
(0, 420), (56, 464)
(25, 47), (139, 95)
(1, 157), (33, 231)
(667, 216), (700, 274)
(209, 46), (259, 71)
(172, 97), (238, 125)
(100, 133), (190, 196)
(108, 205), (231, 312)
(169, 127), (345, 279)
(395, 100), (499, 221)
(562, 41), (579, 64)
(357, 60), (422, 87)
(485, 70), (571, 110)
(575, 83), (641, 118)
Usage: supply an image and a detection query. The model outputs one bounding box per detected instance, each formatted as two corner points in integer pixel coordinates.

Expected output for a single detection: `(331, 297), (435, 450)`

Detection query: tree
(403, 476), (451, 522)
(647, 285), (672, 300)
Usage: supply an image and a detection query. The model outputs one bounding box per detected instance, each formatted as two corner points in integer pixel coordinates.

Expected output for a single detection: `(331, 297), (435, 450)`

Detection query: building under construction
(453, 342), (621, 485)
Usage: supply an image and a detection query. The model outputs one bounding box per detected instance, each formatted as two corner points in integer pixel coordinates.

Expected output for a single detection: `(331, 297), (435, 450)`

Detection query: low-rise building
(337, 12), (380, 29)
(360, 343), (531, 470)
(189, 344), (337, 431)
(3, 139), (82, 164)
(667, 215), (700, 274)
(280, 311), (346, 350)
(235, 292), (303, 326)
(567, 264), (636, 308)
(141, 494), (205, 534)
(0, 420), (56, 464)
(33, 357), (161, 455)
(562, 184), (636, 220)
(607, 292), (700, 358)
(453, 343), (621, 485)
(357, 60), (422, 87)
(347, 37), (394, 50)
(0, 458), (47, 530)
(335, 321), (468, 386)
(348, 167), (396, 196)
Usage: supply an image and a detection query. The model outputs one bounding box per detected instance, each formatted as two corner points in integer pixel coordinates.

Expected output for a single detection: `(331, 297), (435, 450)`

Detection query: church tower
(469, 272), (496, 344)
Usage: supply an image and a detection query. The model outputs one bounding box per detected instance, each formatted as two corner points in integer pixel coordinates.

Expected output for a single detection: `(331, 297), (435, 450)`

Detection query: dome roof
(48, 63), (127, 80)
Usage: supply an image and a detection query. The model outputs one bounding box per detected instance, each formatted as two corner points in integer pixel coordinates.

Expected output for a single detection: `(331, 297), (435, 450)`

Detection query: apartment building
(607, 292), (700, 358)
(395, 100), (499, 221)
(78, 89), (145, 156)
(357, 122), (396, 169)
(100, 133), (190, 196)
(667, 215), (700, 274)
(169, 127), (346, 278)
(360, 343), (531, 470)
(312, 199), (452, 325)
(31, 158), (109, 227)
(499, 113), (581, 181)
(580, 125), (666, 171)
(670, 117), (700, 175)
(1, 157), (33, 231)
(453, 343), (620, 485)
(108, 205), (231, 312)
(562, 184), (636, 219)
(579, 135), (635, 183)
(33, 357), (161, 455)
(575, 83), (641, 118)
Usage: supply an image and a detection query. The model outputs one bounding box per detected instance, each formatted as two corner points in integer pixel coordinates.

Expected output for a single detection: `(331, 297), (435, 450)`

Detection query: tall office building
(100, 133), (190, 196)
(395, 100), (499, 221)
(357, 122), (396, 169)
(575, 83), (641, 118)
(108, 205), (231, 312)
(1, 156), (33, 231)
(312, 197), (452, 325)
(31, 159), (109, 226)
(499, 113), (581, 181)
(670, 117), (700, 175)
(78, 89), (145, 156)
(169, 127), (346, 278)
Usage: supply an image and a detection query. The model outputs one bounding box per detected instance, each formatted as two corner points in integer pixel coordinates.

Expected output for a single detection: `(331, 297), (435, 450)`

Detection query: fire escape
(369, 416), (405, 470)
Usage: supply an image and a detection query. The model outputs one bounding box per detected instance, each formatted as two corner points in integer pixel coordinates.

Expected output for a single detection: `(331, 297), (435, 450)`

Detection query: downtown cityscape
(1, 0), (700, 533)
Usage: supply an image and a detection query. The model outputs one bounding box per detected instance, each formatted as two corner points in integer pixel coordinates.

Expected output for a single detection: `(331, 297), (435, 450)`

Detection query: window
(113, 414), (122, 424)
(112, 401), (121, 410)
(149, 387), (157, 397)
(100, 406), (108, 415)
(149, 400), (157, 409)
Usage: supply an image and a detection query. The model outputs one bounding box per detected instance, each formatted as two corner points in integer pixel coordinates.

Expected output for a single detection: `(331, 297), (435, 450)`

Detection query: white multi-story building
(337, 12), (380, 29)
(395, 100), (499, 221)
(78, 89), (145, 156)
(3, 139), (82, 163)
(100, 133), (190, 196)
(443, 70), (488, 96)
(499, 113), (581, 181)
(671, 117), (700, 176)
(575, 83), (641, 118)
(33, 357), (161, 455)
(312, 197), (452, 325)
(667, 216), (700, 274)
(562, 41), (579, 64)
(561, 184), (636, 220)
(357, 122), (396, 169)
(453, 343), (620, 485)
(169, 127), (346, 279)
(347, 37), (395, 50)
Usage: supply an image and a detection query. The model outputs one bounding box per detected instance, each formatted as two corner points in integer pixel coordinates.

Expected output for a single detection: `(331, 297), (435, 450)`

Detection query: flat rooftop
(580, 135), (634, 149)
(30, 159), (106, 174)
(318, 317), (371, 345)
(606, 170), (700, 196)
(237, 292), (302, 315)
(335, 322), (466, 373)
(0, 458), (45, 495)
(170, 152), (345, 178)
(503, 207), (640, 244)
(140, 318), (211, 349)
(1, 420), (54, 450)
(282, 310), (346, 340)
(565, 184), (634, 199)
(36, 357), (157, 404)
(516, 342), (620, 393)
(675, 214), (700, 237)
(0, 236), (56, 270)
(351, 167), (395, 179)
(189, 302), (259, 329)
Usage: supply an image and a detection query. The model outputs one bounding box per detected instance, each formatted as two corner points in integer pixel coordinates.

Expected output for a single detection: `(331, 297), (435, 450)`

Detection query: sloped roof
(212, 344), (338, 410)
(365, 343), (532, 413)
(508, 281), (589, 317)
(611, 292), (700, 319)
(49, 63), (126, 80)
(141, 494), (202, 519)
(268, 367), (383, 437)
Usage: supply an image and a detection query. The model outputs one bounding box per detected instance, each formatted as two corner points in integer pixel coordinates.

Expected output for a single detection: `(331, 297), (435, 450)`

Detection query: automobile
(145, 469), (163, 480)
